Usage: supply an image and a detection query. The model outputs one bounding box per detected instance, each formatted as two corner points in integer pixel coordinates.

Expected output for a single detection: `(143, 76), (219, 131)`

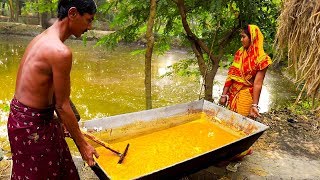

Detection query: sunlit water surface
(0, 35), (298, 138)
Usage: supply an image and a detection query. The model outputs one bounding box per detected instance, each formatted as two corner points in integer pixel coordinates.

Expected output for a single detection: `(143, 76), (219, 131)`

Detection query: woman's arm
(250, 67), (268, 118)
(219, 85), (230, 106)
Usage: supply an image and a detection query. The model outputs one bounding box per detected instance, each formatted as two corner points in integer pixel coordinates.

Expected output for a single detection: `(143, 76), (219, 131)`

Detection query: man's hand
(78, 142), (99, 166)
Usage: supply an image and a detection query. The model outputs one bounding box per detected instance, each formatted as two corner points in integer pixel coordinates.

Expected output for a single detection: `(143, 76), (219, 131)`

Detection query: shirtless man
(7, 0), (99, 179)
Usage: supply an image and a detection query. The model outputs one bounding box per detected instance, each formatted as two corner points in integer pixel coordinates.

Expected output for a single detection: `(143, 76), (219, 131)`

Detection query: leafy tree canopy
(97, 0), (279, 59)
(22, 0), (58, 14)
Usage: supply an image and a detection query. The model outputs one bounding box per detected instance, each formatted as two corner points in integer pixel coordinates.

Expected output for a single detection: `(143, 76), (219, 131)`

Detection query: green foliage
(153, 36), (171, 55)
(99, 0), (279, 52)
(162, 58), (200, 77)
(23, 0), (58, 15)
(219, 54), (234, 69)
(289, 99), (317, 115)
(82, 33), (88, 46)
(97, 0), (181, 51)
(97, 0), (279, 79)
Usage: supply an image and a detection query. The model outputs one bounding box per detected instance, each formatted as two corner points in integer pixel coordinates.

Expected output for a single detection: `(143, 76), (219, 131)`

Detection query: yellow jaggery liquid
(95, 117), (245, 179)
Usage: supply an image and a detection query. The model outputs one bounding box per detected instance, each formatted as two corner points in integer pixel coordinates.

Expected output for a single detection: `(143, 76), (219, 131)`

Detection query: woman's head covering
(247, 25), (266, 60)
(225, 24), (272, 86)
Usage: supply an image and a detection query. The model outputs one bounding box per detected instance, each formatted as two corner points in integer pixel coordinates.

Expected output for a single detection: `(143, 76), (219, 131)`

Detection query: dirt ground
(187, 109), (320, 179)
(1, 109), (319, 180)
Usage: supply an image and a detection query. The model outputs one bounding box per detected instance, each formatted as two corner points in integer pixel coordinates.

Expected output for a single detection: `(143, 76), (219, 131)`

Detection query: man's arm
(70, 100), (81, 121)
(51, 46), (98, 166)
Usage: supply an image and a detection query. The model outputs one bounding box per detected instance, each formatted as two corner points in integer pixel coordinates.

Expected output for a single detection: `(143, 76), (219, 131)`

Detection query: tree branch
(176, 0), (215, 62)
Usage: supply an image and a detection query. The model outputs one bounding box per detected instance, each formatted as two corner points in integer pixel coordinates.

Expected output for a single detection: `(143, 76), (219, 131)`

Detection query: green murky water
(0, 35), (200, 120)
(0, 34), (298, 135)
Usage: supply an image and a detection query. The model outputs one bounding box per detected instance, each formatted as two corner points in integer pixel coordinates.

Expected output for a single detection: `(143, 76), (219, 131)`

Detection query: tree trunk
(144, 0), (156, 109)
(1, 3), (5, 16)
(176, 0), (240, 102)
(205, 61), (219, 101)
(40, 12), (50, 29)
(15, 0), (20, 22)
(176, 0), (216, 102)
(37, 12), (40, 25)
(8, 0), (14, 21)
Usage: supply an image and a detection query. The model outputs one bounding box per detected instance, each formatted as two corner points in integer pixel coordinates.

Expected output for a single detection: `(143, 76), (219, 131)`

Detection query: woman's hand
(219, 96), (227, 106)
(249, 106), (261, 119)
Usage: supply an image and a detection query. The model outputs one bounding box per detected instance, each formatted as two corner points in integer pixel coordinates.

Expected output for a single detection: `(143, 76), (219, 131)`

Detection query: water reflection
(0, 35), (298, 121)
(157, 53), (176, 76)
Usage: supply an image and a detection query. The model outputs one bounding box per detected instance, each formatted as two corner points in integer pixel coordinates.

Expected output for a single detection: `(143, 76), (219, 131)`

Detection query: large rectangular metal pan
(82, 100), (268, 179)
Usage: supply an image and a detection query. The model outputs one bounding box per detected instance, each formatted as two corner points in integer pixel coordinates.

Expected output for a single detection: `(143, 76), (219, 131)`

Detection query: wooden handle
(81, 130), (121, 155)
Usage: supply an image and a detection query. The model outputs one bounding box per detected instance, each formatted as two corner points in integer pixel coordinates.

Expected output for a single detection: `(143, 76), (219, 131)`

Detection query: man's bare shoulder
(38, 36), (72, 62)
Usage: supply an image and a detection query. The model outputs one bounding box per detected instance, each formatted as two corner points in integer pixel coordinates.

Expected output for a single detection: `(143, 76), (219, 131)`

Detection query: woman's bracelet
(221, 94), (229, 98)
(251, 104), (260, 110)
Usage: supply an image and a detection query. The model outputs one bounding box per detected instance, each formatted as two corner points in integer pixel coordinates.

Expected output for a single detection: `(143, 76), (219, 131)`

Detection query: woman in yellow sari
(219, 24), (272, 119)
(218, 25), (272, 162)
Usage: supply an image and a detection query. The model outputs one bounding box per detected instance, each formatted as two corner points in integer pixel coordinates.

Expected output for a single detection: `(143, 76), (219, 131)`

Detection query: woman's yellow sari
(224, 25), (272, 116)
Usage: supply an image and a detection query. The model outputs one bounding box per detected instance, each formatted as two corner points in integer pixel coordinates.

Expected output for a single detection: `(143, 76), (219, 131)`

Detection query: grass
(284, 93), (320, 117)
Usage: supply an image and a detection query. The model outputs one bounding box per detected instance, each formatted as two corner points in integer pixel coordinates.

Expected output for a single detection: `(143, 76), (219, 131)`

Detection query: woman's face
(240, 31), (251, 49)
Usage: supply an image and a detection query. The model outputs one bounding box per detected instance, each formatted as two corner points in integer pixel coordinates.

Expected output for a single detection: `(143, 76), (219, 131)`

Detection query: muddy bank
(257, 109), (320, 160)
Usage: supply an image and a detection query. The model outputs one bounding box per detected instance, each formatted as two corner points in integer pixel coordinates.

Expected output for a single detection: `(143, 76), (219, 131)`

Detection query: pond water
(0, 34), (298, 124)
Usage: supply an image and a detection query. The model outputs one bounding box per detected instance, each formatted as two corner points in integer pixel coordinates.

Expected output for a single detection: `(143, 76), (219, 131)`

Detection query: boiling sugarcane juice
(94, 113), (246, 179)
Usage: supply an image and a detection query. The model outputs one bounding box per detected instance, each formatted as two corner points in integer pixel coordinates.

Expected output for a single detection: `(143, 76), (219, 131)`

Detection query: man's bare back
(14, 31), (71, 109)
(8, 2), (99, 177)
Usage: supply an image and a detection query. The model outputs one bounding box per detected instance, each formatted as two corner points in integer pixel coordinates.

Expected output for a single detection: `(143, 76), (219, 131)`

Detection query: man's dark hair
(57, 0), (97, 20)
